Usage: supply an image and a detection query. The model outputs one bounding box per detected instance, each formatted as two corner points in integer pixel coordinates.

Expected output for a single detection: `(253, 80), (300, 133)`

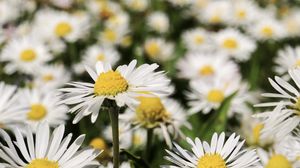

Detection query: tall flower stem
(144, 128), (153, 161)
(108, 105), (120, 168)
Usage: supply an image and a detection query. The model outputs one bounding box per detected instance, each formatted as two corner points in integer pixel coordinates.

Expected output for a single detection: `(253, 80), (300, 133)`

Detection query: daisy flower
(274, 46), (300, 78)
(144, 37), (174, 62)
(0, 82), (27, 129)
(248, 18), (286, 40)
(228, 0), (260, 26)
(187, 76), (240, 114)
(0, 122), (101, 168)
(147, 11), (170, 34)
(18, 88), (69, 131)
(164, 132), (260, 168)
(32, 64), (70, 90)
(176, 52), (239, 80)
(255, 70), (300, 133)
(122, 0), (149, 12)
(0, 0), (22, 26)
(99, 27), (128, 46)
(282, 10), (300, 37)
(48, 11), (89, 42)
(0, 36), (51, 74)
(257, 144), (300, 168)
(105, 12), (129, 31)
(82, 44), (120, 70)
(181, 28), (213, 52)
(214, 28), (256, 61)
(198, 0), (231, 25)
(86, 0), (121, 20)
(120, 95), (189, 147)
(60, 60), (171, 123)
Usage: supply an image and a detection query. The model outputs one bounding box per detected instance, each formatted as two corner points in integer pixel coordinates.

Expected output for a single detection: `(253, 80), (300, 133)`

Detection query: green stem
(144, 128), (153, 161)
(108, 106), (120, 168)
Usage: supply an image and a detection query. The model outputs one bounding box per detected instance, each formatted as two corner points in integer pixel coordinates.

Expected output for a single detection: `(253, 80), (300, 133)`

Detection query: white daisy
(86, 0), (121, 20)
(120, 96), (190, 147)
(18, 88), (69, 132)
(187, 76), (240, 114)
(60, 60), (172, 123)
(99, 27), (128, 46)
(0, 0), (22, 26)
(81, 44), (120, 71)
(50, 0), (73, 9)
(122, 0), (149, 12)
(248, 17), (286, 40)
(0, 122), (101, 168)
(198, 0), (231, 25)
(147, 11), (170, 34)
(214, 28), (256, 61)
(254, 70), (300, 135)
(144, 37), (174, 62)
(176, 52), (239, 80)
(0, 82), (27, 129)
(32, 64), (70, 90)
(181, 28), (213, 52)
(274, 46), (300, 78)
(257, 144), (299, 168)
(281, 9), (300, 37)
(164, 132), (260, 168)
(228, 0), (260, 26)
(0, 36), (51, 75)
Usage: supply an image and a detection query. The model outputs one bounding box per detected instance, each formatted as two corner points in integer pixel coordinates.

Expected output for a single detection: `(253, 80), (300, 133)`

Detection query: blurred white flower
(147, 11), (170, 34)
(214, 28), (256, 61)
(144, 37), (174, 62)
(182, 28), (213, 52)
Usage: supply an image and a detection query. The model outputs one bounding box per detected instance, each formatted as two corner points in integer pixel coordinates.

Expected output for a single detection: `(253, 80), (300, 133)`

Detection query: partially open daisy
(187, 77), (240, 114)
(274, 46), (300, 78)
(60, 60), (171, 123)
(0, 123), (101, 168)
(0, 82), (27, 130)
(0, 36), (51, 74)
(164, 132), (260, 168)
(214, 28), (256, 61)
(18, 89), (69, 131)
(177, 52), (239, 80)
(120, 95), (189, 147)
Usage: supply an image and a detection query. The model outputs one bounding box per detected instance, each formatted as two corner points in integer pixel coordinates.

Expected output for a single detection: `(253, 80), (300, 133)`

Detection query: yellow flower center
(222, 38), (238, 49)
(133, 134), (142, 146)
(261, 26), (274, 37)
(27, 104), (47, 121)
(295, 60), (300, 67)
(194, 35), (204, 44)
(55, 22), (72, 37)
(210, 15), (221, 23)
(252, 123), (264, 144)
(145, 42), (160, 58)
(20, 49), (37, 62)
(265, 154), (292, 168)
(26, 158), (59, 168)
(197, 154), (226, 168)
(199, 65), (214, 76)
(207, 89), (225, 103)
(42, 74), (54, 82)
(94, 70), (128, 96)
(97, 53), (105, 61)
(236, 10), (246, 19)
(103, 29), (117, 42)
(121, 35), (132, 47)
(135, 97), (170, 128)
(89, 138), (107, 150)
